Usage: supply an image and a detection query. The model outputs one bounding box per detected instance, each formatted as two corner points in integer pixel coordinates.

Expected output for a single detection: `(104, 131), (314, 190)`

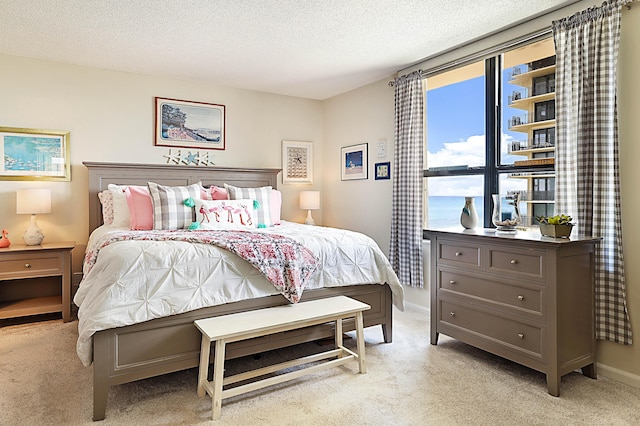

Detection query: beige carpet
(1, 309), (640, 426)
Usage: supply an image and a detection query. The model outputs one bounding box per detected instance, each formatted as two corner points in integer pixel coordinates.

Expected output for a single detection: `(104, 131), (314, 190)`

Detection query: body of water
(427, 196), (485, 228)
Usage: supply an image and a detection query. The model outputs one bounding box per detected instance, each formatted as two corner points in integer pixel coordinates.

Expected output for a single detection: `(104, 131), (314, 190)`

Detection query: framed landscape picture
(0, 127), (70, 181)
(155, 97), (225, 150)
(341, 143), (368, 181)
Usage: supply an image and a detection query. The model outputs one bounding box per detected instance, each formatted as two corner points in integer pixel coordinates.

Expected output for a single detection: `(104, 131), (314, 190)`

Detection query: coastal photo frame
(341, 143), (368, 181)
(155, 97), (225, 150)
(0, 127), (70, 181)
(375, 162), (391, 180)
(282, 140), (313, 184)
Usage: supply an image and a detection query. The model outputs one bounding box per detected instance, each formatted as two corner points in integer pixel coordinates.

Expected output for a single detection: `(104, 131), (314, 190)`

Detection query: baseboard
(403, 300), (429, 315)
(597, 362), (640, 389)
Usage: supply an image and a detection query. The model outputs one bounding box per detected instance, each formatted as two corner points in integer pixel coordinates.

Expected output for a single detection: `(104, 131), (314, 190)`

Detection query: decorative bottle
(460, 197), (478, 229)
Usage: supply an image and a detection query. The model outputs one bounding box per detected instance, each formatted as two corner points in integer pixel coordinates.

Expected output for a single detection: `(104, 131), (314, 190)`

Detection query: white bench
(194, 295), (371, 420)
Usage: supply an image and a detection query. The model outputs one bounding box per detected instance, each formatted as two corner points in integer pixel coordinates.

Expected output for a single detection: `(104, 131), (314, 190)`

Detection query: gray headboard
(84, 161), (281, 233)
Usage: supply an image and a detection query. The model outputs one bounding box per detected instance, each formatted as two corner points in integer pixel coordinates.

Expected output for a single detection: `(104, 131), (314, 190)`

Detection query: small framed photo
(282, 140), (313, 184)
(341, 143), (368, 181)
(0, 127), (70, 181)
(155, 97), (225, 150)
(375, 162), (391, 180)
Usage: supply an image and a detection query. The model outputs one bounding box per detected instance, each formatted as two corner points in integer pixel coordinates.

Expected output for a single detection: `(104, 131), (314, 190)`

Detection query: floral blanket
(84, 229), (319, 303)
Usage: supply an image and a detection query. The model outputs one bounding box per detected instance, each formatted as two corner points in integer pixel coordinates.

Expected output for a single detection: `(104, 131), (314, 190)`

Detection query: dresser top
(424, 227), (600, 245)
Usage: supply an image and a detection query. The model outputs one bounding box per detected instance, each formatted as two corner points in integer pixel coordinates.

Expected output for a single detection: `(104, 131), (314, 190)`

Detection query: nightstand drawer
(439, 270), (543, 314)
(0, 253), (62, 280)
(487, 246), (545, 279)
(440, 299), (542, 356)
(438, 241), (481, 268)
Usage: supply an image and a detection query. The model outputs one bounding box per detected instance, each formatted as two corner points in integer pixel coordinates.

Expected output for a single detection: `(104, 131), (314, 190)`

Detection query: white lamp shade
(300, 191), (320, 210)
(16, 189), (52, 215)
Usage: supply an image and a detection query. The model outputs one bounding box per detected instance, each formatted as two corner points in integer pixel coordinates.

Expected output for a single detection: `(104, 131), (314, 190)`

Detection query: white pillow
(107, 184), (130, 228)
(195, 199), (256, 230)
(224, 184), (273, 227)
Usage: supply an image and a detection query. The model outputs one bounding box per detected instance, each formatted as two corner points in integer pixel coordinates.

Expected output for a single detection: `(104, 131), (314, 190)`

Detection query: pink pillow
(125, 186), (153, 230)
(202, 186), (228, 201)
(270, 189), (282, 225)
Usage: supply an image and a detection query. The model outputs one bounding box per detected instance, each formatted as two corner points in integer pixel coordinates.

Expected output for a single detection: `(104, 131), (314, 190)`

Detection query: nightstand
(0, 242), (74, 322)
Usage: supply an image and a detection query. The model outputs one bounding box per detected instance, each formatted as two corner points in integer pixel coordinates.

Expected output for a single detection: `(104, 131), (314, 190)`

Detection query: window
(424, 37), (556, 229)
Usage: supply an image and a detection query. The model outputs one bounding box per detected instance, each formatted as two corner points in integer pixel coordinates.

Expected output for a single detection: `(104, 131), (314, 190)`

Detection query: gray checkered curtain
(553, 0), (632, 344)
(389, 71), (424, 288)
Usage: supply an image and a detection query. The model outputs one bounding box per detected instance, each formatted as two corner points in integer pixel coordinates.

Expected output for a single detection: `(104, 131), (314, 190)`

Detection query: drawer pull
(24, 263), (32, 269)
(455, 252), (462, 257)
(518, 333), (524, 339)
(517, 295), (525, 301)
(510, 259), (518, 264)
(450, 312), (456, 317)
(449, 280), (456, 285)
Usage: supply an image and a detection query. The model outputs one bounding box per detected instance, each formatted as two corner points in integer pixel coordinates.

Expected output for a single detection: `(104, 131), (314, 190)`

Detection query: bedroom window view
(424, 38), (556, 229)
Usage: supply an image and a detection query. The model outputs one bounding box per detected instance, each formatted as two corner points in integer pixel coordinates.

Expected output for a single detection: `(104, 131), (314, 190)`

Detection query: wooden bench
(194, 295), (371, 420)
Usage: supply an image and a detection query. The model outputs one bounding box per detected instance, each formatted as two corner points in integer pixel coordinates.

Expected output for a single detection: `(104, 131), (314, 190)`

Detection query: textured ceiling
(0, 0), (571, 100)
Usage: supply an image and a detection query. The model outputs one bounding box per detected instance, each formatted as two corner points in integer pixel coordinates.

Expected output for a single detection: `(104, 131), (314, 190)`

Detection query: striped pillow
(224, 184), (273, 227)
(148, 182), (201, 230)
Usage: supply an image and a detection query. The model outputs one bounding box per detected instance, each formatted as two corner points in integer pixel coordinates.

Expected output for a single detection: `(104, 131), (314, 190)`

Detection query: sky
(425, 70), (527, 196)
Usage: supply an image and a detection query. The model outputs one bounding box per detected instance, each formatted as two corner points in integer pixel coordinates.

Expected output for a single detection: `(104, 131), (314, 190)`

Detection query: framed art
(0, 127), (70, 181)
(155, 97), (225, 150)
(282, 140), (313, 184)
(341, 143), (368, 181)
(375, 162), (391, 180)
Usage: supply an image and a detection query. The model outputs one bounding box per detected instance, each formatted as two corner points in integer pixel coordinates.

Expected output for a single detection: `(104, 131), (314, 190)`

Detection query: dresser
(425, 228), (598, 396)
(0, 242), (74, 322)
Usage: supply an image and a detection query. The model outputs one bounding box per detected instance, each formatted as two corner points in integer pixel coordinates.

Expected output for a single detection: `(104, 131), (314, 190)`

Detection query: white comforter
(74, 221), (404, 366)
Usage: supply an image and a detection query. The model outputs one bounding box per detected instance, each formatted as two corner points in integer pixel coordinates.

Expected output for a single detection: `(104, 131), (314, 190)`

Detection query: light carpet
(1, 309), (640, 425)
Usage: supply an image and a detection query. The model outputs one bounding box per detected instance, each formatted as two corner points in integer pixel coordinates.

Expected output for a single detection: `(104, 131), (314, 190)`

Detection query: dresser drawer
(439, 270), (542, 314)
(440, 299), (542, 356)
(487, 246), (544, 280)
(438, 241), (481, 268)
(0, 253), (62, 280)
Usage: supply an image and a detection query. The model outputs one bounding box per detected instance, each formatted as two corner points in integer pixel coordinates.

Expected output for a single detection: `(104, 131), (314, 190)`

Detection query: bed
(79, 161), (403, 421)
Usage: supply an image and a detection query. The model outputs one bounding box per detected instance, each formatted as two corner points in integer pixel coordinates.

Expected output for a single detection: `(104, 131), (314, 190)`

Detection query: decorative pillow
(224, 184), (273, 227)
(270, 189), (282, 225)
(97, 190), (114, 225)
(201, 185), (228, 201)
(107, 184), (131, 228)
(148, 182), (201, 230)
(195, 199), (256, 230)
(125, 186), (153, 230)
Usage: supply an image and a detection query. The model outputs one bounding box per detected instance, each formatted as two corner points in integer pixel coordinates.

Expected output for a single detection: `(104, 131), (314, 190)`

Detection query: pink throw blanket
(84, 230), (319, 303)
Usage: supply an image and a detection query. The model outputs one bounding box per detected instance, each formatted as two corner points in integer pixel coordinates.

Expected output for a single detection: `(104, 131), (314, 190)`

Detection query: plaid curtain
(553, 0), (632, 344)
(389, 71), (424, 288)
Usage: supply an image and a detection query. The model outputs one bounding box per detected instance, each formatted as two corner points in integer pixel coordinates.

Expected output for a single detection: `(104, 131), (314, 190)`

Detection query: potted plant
(536, 214), (574, 238)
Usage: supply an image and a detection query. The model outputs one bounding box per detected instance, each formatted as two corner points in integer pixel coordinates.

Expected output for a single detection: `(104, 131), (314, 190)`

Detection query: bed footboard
(91, 284), (393, 421)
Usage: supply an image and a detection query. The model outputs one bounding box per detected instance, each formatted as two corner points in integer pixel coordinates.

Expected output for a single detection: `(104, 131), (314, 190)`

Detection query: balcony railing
(508, 140), (555, 152)
(508, 114), (529, 128)
(508, 190), (555, 202)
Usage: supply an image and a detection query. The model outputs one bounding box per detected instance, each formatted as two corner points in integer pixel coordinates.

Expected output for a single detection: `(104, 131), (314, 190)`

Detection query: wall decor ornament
(155, 97), (225, 150)
(374, 162), (390, 180)
(0, 127), (70, 181)
(341, 143), (368, 181)
(163, 149), (216, 166)
(282, 140), (313, 184)
(460, 196), (478, 229)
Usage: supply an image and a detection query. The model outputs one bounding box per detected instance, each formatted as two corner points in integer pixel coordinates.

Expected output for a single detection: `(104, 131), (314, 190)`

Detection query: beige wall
(0, 53), (323, 269)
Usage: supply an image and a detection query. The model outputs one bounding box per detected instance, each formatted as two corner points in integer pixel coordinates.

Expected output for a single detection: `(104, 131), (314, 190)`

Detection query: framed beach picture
(341, 143), (368, 181)
(0, 127), (70, 181)
(155, 97), (225, 150)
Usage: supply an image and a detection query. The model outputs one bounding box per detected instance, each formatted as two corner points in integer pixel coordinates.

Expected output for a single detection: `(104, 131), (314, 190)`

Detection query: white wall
(0, 53), (323, 268)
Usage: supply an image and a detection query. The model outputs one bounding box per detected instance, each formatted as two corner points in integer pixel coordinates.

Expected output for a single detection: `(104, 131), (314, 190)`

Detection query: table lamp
(16, 188), (51, 245)
(300, 190), (320, 225)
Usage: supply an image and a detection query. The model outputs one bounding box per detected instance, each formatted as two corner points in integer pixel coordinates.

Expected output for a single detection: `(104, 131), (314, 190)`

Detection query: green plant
(536, 214), (574, 225)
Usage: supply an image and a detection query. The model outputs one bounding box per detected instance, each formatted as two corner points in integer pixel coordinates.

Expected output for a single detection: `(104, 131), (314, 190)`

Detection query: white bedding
(74, 221), (404, 366)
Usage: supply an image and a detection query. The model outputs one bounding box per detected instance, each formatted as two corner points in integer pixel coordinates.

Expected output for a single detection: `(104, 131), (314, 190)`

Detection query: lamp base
(23, 214), (45, 246)
(304, 210), (316, 226)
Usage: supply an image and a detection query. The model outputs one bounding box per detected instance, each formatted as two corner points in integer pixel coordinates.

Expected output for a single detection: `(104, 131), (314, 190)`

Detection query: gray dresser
(425, 228), (599, 396)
